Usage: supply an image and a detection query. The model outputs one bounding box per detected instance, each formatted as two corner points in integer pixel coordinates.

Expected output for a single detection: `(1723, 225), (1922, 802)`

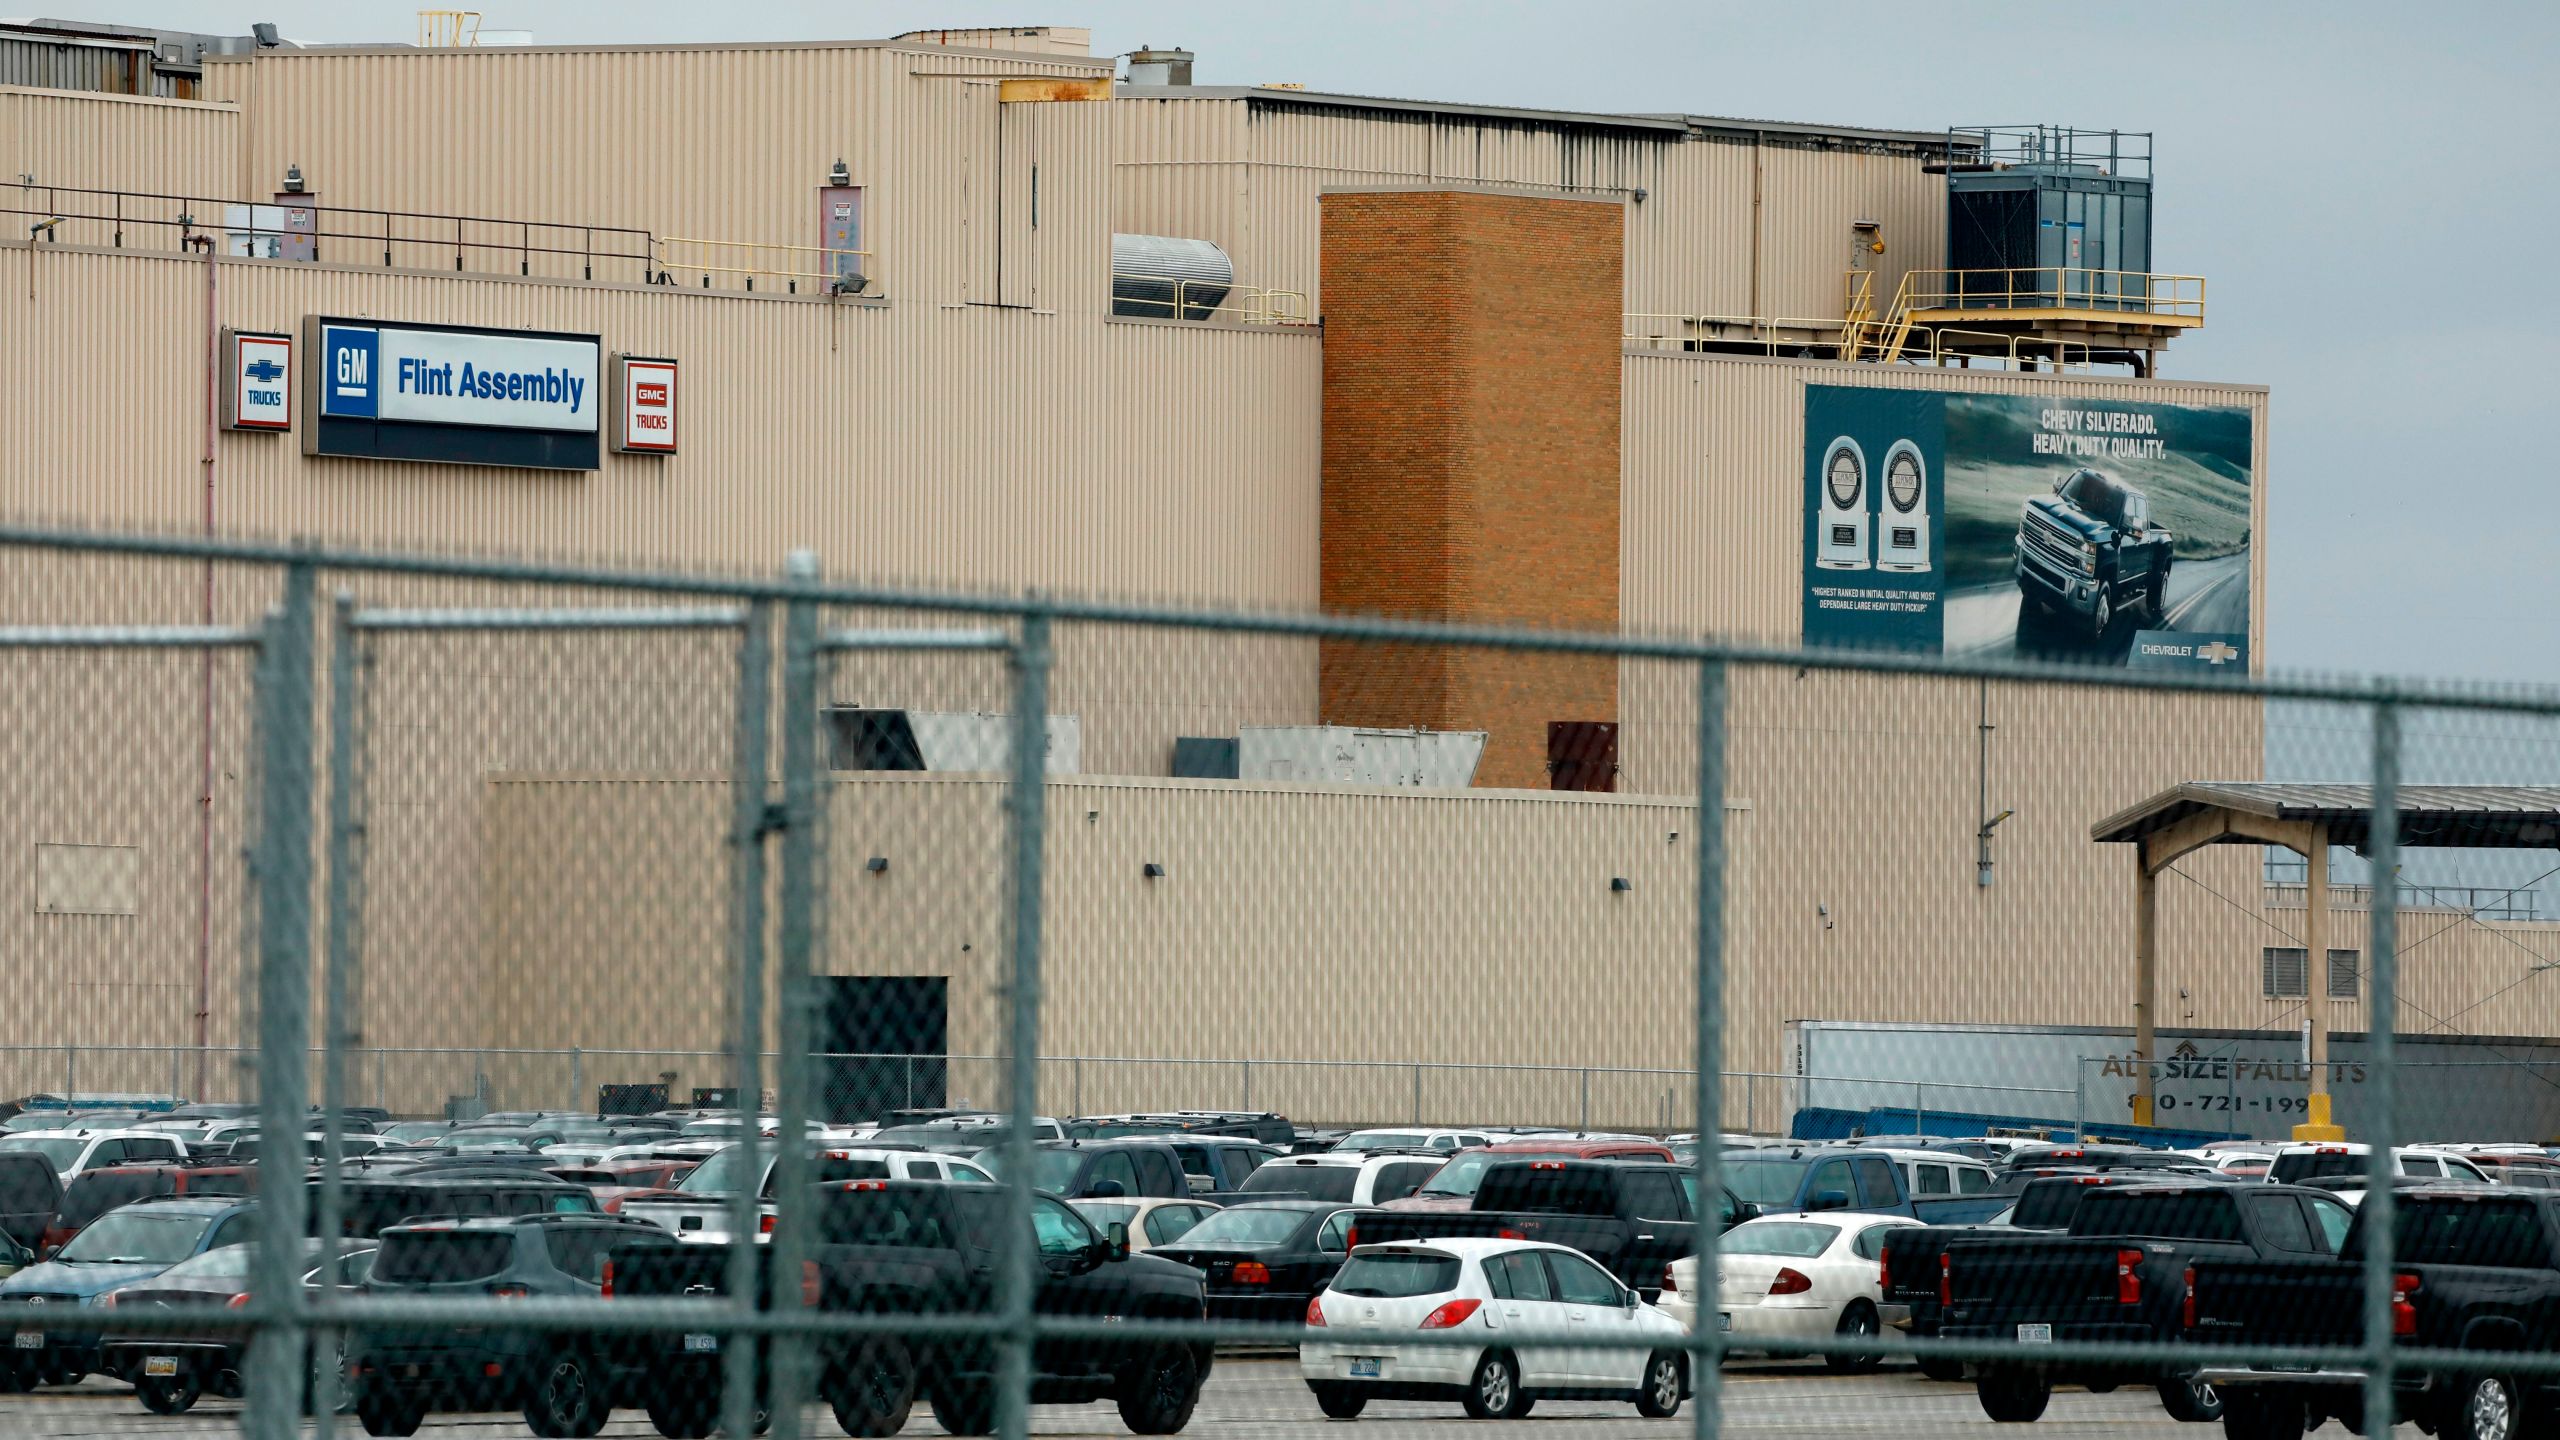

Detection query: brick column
(1319, 188), (1623, 789)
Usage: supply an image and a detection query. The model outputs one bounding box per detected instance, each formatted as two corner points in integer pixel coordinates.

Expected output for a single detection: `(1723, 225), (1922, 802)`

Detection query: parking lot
(0, 1358), (2410, 1439)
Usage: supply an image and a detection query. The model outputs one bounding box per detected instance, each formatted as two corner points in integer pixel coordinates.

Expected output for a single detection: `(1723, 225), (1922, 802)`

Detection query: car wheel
(136, 1371), (203, 1416)
(929, 1383), (997, 1437)
(1462, 1351), (1527, 1421)
(2091, 587), (2113, 640)
(1917, 1355), (1968, 1384)
(524, 1350), (610, 1439)
(357, 1392), (428, 1438)
(1117, 1343), (1203, 1435)
(1977, 1368), (2051, 1423)
(2219, 1389), (2307, 1440)
(2440, 1373), (2519, 1440)
(1636, 1351), (1685, 1419)
(1309, 1381), (1366, 1420)
(2160, 1374), (2226, 1423)
(646, 1394), (718, 1440)
(829, 1337), (917, 1437)
(1825, 1302), (1883, 1375)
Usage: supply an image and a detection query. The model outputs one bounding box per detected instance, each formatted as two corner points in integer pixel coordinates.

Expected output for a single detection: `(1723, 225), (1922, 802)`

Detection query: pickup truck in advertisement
(2015, 467), (2174, 641)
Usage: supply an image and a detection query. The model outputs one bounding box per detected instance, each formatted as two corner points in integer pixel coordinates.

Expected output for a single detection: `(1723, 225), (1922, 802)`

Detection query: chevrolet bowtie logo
(244, 358), (286, 383)
(2195, 641), (2240, 666)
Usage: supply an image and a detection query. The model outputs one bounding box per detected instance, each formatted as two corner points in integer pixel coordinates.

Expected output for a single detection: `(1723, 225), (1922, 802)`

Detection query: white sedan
(1664, 1213), (1918, 1374)
(1301, 1237), (1689, 1420)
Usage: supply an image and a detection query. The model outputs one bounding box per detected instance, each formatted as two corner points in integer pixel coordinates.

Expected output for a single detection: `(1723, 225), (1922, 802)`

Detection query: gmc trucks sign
(1800, 388), (2254, 671)
(302, 317), (604, 470)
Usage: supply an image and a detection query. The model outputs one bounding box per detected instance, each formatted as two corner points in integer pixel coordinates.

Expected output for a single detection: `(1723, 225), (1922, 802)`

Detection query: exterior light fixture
(282, 163), (307, 194)
(828, 158), (851, 188)
(865, 856), (889, 874)
(1142, 862), (1167, 879)
(1610, 877), (1633, 893)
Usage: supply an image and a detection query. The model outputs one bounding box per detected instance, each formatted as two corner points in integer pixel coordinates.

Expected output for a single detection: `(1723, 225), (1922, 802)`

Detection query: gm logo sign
(223, 331), (294, 433)
(321, 325), (380, 419)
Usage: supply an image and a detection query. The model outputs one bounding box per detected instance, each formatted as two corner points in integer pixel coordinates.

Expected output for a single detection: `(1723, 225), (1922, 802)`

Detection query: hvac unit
(1876, 439), (1932, 572)
(1236, 726), (1485, 789)
(824, 708), (1082, 775)
(1815, 436), (1871, 570)
(1110, 234), (1234, 321)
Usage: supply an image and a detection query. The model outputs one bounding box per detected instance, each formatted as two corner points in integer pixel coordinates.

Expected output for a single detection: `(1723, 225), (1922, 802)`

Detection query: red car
(545, 1158), (699, 1213)
(1375, 1139), (1675, 1212)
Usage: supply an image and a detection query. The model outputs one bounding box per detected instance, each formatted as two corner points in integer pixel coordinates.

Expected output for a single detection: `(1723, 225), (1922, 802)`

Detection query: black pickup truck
(1348, 1161), (1725, 1299)
(607, 1180), (1214, 1437)
(2014, 467), (2175, 641)
(1881, 1173), (2153, 1382)
(2188, 1186), (2560, 1440)
(1941, 1181), (2356, 1424)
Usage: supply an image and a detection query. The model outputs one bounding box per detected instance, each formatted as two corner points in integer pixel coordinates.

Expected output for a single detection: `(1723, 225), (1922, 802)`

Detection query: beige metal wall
(1, 85), (238, 197)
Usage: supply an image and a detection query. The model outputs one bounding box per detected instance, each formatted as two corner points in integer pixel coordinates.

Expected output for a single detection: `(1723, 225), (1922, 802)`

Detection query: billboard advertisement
(1802, 386), (2253, 670)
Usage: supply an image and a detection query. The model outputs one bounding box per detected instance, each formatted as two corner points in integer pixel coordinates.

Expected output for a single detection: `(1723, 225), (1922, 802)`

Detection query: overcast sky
(50, 1), (2560, 688)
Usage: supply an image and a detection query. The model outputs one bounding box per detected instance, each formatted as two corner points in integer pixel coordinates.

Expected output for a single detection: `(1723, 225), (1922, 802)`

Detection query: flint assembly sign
(304, 317), (602, 470)
(1800, 386), (2254, 670)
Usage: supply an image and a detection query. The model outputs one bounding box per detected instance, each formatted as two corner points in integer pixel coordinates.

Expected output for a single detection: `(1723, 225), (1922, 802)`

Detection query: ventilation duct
(1111, 233), (1233, 321)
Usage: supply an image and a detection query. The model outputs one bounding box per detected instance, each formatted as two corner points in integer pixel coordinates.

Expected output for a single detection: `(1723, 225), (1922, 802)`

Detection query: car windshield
(972, 1149), (1084, 1194)
(1073, 1201), (1140, 1229)
(1722, 1160), (1811, 1206)
(158, 1245), (261, 1279)
(377, 1123), (449, 1144)
(1173, 1207), (1309, 1248)
(1239, 1165), (1357, 1203)
(674, 1146), (761, 1194)
(2057, 470), (2131, 527)
(1331, 1252), (1459, 1298)
(1335, 1133), (1425, 1152)
(1419, 1152), (1569, 1198)
(1724, 1221), (1840, 1258)
(58, 1211), (212, 1265)
(0, 1136), (85, 1173)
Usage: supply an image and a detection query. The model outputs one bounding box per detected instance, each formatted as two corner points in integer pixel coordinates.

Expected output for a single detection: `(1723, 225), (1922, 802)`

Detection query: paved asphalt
(0, 1357), (2428, 1438)
(1944, 551), (2251, 661)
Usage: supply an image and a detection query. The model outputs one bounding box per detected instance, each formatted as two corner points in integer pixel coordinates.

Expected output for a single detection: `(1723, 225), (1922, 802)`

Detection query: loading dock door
(819, 976), (949, 1123)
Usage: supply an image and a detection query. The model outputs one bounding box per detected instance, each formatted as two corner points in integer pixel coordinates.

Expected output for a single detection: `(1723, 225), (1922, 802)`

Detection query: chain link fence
(2, 524), (2557, 1440)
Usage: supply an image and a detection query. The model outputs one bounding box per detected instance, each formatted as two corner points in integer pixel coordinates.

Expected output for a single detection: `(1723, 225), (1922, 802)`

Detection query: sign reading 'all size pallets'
(302, 316), (603, 471)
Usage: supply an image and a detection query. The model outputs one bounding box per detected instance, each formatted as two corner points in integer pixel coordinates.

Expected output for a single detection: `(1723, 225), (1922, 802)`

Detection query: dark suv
(349, 1213), (664, 1437)
(2015, 467), (2174, 640)
(316, 1172), (599, 1239)
(1123, 1137), (1281, 1196)
(983, 1141), (1195, 1200)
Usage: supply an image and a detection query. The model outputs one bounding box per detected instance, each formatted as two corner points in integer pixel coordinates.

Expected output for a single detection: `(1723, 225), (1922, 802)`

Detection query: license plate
(2017, 1324), (2053, 1344)
(1348, 1357), (1382, 1379)
(684, 1334), (718, 1353)
(144, 1357), (180, 1378)
(1717, 1314), (1733, 1332)
(11, 1333), (39, 1350)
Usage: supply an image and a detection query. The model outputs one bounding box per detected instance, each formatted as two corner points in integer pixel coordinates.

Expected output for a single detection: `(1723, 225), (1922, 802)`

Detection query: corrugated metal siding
(0, 86), (238, 198)
(0, 35), (150, 95)
(1755, 141), (1947, 325)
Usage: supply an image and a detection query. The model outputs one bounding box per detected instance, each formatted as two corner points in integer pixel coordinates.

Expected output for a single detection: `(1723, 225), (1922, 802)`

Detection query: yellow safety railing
(416, 10), (482, 47)
(651, 237), (877, 297)
(1111, 274), (1311, 326)
(1894, 267), (2206, 321)
(1913, 325), (2094, 372)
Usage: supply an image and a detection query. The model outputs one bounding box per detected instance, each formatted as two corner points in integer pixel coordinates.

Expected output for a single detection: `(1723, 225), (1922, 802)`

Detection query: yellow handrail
(1112, 273), (1311, 326)
(1896, 266), (2205, 320)
(652, 236), (876, 296)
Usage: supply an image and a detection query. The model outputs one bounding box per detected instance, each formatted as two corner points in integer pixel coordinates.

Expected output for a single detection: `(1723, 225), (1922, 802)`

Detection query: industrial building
(2, 17), (2550, 1132)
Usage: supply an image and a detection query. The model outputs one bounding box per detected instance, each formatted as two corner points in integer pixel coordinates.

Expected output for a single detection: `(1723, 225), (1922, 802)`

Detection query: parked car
(41, 1163), (259, 1255)
(2187, 1184), (2560, 1440)
(1236, 1153), (1447, 1207)
(375, 1121), (460, 1146)
(1667, 1213), (1922, 1373)
(545, 1158), (699, 1213)
(1301, 1236), (1690, 1420)
(1998, 1143), (2203, 1175)
(99, 1239), (377, 1414)
(975, 1139), (1197, 1201)
(1721, 1146), (2012, 1224)
(348, 1212), (666, 1437)
(0, 1194), (258, 1389)
(619, 1144), (986, 1241)
(1329, 1128), (1498, 1155)
(2015, 466), (2174, 640)
(2268, 1143), (2493, 1187)
(0, 1233), (28, 1282)
(1150, 1200), (1370, 1323)
(606, 1177), (1215, 1436)
(313, 1172), (600, 1239)
(1879, 1172), (2149, 1382)
(1352, 1160), (1725, 1297)
(1071, 1197), (1221, 1253)
(1380, 1140), (1675, 1213)
(0, 1128), (189, 1180)
(0, 1153), (63, 1255)
(1943, 1181), (2357, 1424)
(1118, 1136), (1282, 1195)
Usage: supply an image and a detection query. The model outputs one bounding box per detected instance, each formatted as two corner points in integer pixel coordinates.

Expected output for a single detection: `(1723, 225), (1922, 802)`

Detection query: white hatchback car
(1301, 1237), (1688, 1420)
(1663, 1213), (1919, 1373)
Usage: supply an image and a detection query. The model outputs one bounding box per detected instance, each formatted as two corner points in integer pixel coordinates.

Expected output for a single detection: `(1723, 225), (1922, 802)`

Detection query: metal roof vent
(1125, 44), (1193, 86)
(1111, 234), (1232, 321)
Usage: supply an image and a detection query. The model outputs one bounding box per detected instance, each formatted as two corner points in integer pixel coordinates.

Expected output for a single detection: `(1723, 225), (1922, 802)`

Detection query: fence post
(244, 560), (316, 1440)
(765, 554), (829, 1440)
(993, 610), (1052, 1440)
(1413, 1063), (1423, 1124)
(1914, 1081), (1926, 1139)
(63, 1045), (74, 1107)
(2359, 699), (2404, 1440)
(2075, 1060), (2088, 1143)
(720, 599), (773, 1440)
(1242, 1058), (1252, 1111)
(569, 1047), (582, 1113)
(311, 590), (367, 1430)
(1581, 1068), (1591, 1133)
(1691, 657), (1730, 1440)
